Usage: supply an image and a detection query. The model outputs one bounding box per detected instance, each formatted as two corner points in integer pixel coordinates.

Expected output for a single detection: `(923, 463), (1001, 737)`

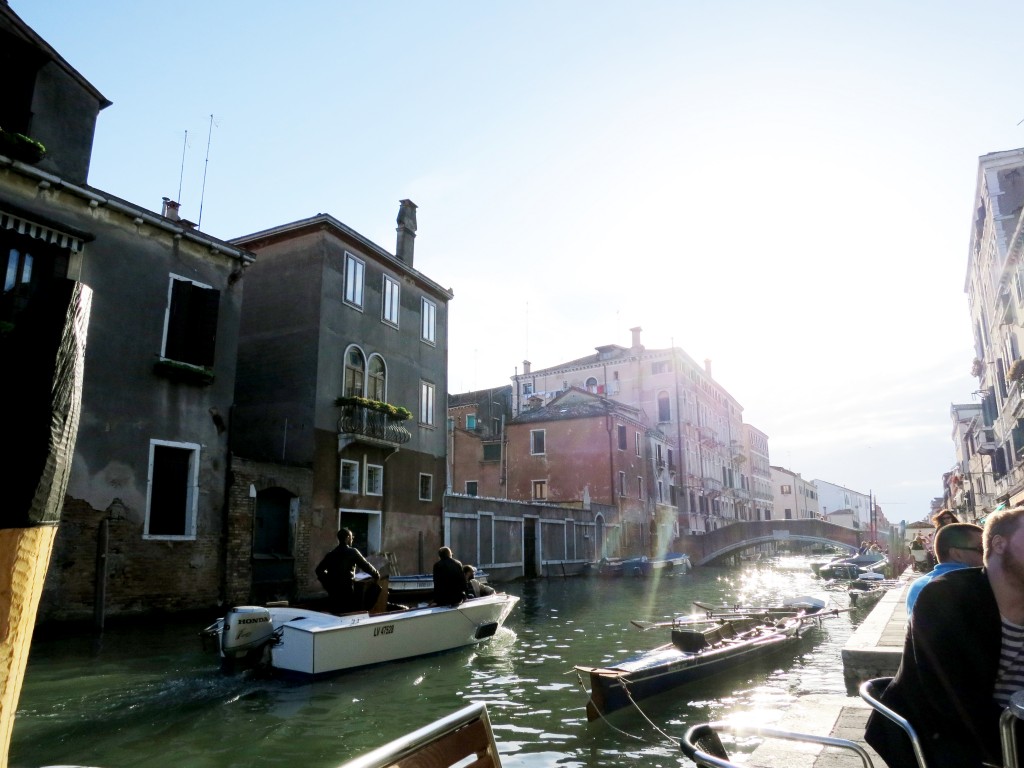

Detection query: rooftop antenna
(197, 114), (216, 230)
(177, 130), (188, 204)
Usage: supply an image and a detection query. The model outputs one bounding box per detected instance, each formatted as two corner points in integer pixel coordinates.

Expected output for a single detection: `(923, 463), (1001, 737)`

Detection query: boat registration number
(374, 624), (395, 637)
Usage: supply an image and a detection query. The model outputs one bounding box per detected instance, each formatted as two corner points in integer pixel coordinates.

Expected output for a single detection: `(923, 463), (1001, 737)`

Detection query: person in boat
(865, 505), (1024, 768)
(463, 564), (495, 599)
(432, 547), (465, 607)
(315, 528), (380, 613)
(905, 523), (984, 613)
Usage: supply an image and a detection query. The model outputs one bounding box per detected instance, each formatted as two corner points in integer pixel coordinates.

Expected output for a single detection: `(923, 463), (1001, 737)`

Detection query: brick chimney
(630, 326), (643, 352)
(396, 199), (417, 266)
(161, 197), (180, 221)
(523, 360), (531, 375)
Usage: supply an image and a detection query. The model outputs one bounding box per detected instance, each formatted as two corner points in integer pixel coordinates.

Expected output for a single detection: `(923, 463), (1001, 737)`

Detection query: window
(382, 275), (400, 326)
(419, 473), (432, 501)
(161, 276), (220, 367)
(523, 382), (534, 396)
(530, 429), (546, 455)
(637, 476), (644, 499)
(652, 360), (670, 374)
(419, 381), (435, 425)
(482, 443), (501, 461)
(658, 480), (664, 502)
(780, 484), (792, 494)
(344, 253), (364, 308)
(340, 459), (359, 493)
(617, 425), (627, 450)
(145, 440), (199, 538)
(466, 413), (477, 430)
(367, 354), (386, 401)
(365, 464), (384, 496)
(465, 481), (478, 497)
(344, 346), (365, 397)
(635, 431), (642, 457)
(657, 391), (671, 422)
(585, 376), (598, 393)
(618, 471), (626, 497)
(421, 298), (436, 344)
(533, 480), (548, 500)
(784, 508), (793, 519)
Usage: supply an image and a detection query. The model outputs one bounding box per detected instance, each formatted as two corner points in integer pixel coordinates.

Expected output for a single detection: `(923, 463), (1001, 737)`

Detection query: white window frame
(466, 413), (477, 430)
(533, 479), (548, 500)
(382, 274), (400, 327)
(420, 381), (435, 426)
(365, 463), (384, 496)
(344, 252), (365, 309)
(340, 459), (360, 493)
(530, 429), (546, 455)
(637, 476), (644, 499)
(144, 439), (200, 540)
(465, 480), (479, 496)
(421, 297), (436, 345)
(160, 273), (215, 365)
(419, 473), (433, 501)
(635, 431), (642, 457)
(618, 471), (626, 497)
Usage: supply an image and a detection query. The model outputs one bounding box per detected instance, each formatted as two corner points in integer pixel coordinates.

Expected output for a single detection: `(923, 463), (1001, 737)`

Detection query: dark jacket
(315, 544), (379, 596)
(433, 555), (465, 607)
(865, 567), (1004, 768)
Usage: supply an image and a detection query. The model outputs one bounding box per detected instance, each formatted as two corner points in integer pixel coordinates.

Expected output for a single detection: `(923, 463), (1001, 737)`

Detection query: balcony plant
(1007, 358), (1024, 383)
(334, 395), (412, 421)
(0, 128), (46, 164)
(971, 358), (985, 378)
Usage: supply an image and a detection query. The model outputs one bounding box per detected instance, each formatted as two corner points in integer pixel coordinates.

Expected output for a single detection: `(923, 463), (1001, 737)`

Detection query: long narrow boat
(205, 592), (519, 677)
(620, 553), (692, 577)
(577, 612), (816, 720)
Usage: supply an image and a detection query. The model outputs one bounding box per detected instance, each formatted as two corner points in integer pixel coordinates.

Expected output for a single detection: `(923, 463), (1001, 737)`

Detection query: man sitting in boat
(433, 547), (465, 607)
(316, 528), (380, 613)
(905, 523), (983, 613)
(463, 565), (495, 599)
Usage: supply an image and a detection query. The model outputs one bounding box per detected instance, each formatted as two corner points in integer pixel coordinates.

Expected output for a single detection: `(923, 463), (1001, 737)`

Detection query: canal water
(11, 555), (867, 768)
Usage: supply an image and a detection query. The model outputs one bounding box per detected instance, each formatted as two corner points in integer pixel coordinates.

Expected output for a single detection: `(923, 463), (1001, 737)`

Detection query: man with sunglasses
(866, 506), (1024, 767)
(905, 522), (984, 612)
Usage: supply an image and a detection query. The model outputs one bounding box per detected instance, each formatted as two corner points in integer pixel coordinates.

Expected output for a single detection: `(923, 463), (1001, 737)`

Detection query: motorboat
(577, 610), (823, 720)
(620, 552), (691, 577)
(815, 552), (886, 581)
(386, 569), (490, 603)
(204, 591), (519, 677)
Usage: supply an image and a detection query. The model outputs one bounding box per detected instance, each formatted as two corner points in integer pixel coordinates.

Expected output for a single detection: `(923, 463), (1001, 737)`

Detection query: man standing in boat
(316, 528), (380, 613)
(433, 547), (465, 607)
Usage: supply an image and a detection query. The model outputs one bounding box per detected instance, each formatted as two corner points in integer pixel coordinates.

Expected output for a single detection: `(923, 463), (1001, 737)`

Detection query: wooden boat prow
(337, 701), (501, 768)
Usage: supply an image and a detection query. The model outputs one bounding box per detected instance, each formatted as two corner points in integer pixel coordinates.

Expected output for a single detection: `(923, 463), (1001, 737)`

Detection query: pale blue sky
(20, 1), (1024, 523)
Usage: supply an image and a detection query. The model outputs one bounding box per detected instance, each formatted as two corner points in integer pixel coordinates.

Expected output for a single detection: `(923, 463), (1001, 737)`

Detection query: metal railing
(337, 404), (412, 445)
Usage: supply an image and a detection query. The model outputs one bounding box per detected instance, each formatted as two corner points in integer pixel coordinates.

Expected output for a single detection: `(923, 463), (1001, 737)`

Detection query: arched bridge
(677, 519), (860, 566)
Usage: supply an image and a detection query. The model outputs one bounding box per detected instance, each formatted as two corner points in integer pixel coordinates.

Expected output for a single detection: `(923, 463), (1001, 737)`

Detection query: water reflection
(12, 556), (859, 767)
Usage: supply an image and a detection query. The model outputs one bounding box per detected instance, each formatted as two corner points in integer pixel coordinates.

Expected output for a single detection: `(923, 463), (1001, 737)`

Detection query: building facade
(963, 148), (1024, 510)
(228, 204), (453, 601)
(770, 466), (821, 520)
(947, 402), (995, 521)
(507, 327), (770, 536)
(447, 385), (513, 499)
(2, 4), (254, 621)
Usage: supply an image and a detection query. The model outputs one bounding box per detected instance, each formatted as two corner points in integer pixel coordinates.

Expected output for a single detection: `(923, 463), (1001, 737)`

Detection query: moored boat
(386, 569), (491, 603)
(577, 612), (817, 720)
(620, 552), (691, 577)
(204, 591), (518, 677)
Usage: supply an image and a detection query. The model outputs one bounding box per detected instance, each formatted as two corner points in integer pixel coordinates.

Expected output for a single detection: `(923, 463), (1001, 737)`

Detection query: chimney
(630, 326), (643, 352)
(523, 360), (531, 375)
(396, 199), (418, 265)
(704, 358), (713, 378)
(161, 197), (180, 221)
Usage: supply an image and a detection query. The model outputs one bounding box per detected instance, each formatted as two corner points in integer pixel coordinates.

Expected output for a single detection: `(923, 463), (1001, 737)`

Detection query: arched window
(368, 354), (386, 401)
(344, 346), (365, 397)
(585, 376), (599, 393)
(657, 391), (671, 422)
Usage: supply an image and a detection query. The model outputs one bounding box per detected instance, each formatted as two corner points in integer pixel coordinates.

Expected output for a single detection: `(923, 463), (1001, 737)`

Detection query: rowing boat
(577, 611), (820, 720)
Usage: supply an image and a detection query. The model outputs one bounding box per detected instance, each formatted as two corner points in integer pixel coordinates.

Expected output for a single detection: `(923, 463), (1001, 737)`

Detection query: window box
(0, 129), (46, 164)
(334, 396), (412, 421)
(153, 358), (215, 386)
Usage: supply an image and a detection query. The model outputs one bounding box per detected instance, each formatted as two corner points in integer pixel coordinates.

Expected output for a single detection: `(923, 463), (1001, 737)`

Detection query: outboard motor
(220, 606), (274, 669)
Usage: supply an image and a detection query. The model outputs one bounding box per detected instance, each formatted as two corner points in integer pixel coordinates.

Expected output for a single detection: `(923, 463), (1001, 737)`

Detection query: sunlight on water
(11, 554), (865, 768)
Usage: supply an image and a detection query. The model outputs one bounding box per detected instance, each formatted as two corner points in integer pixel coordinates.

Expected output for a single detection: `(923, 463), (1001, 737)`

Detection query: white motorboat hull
(221, 594), (519, 677)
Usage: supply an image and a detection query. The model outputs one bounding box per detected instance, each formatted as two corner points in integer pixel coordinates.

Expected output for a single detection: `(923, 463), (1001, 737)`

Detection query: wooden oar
(0, 282), (91, 767)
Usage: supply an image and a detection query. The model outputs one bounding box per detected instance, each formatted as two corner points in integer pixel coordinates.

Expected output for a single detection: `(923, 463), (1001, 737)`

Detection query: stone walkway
(739, 572), (916, 768)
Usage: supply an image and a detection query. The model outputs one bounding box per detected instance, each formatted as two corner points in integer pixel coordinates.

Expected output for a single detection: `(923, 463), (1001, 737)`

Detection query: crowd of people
(865, 505), (1024, 768)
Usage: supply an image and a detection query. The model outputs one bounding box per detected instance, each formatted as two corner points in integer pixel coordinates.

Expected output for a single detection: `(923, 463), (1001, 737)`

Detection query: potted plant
(1008, 358), (1024, 383)
(334, 396), (412, 421)
(971, 358), (985, 378)
(0, 128), (46, 164)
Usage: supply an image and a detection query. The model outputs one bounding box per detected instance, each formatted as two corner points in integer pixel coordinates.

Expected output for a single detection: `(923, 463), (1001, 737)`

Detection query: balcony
(336, 398), (412, 449)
